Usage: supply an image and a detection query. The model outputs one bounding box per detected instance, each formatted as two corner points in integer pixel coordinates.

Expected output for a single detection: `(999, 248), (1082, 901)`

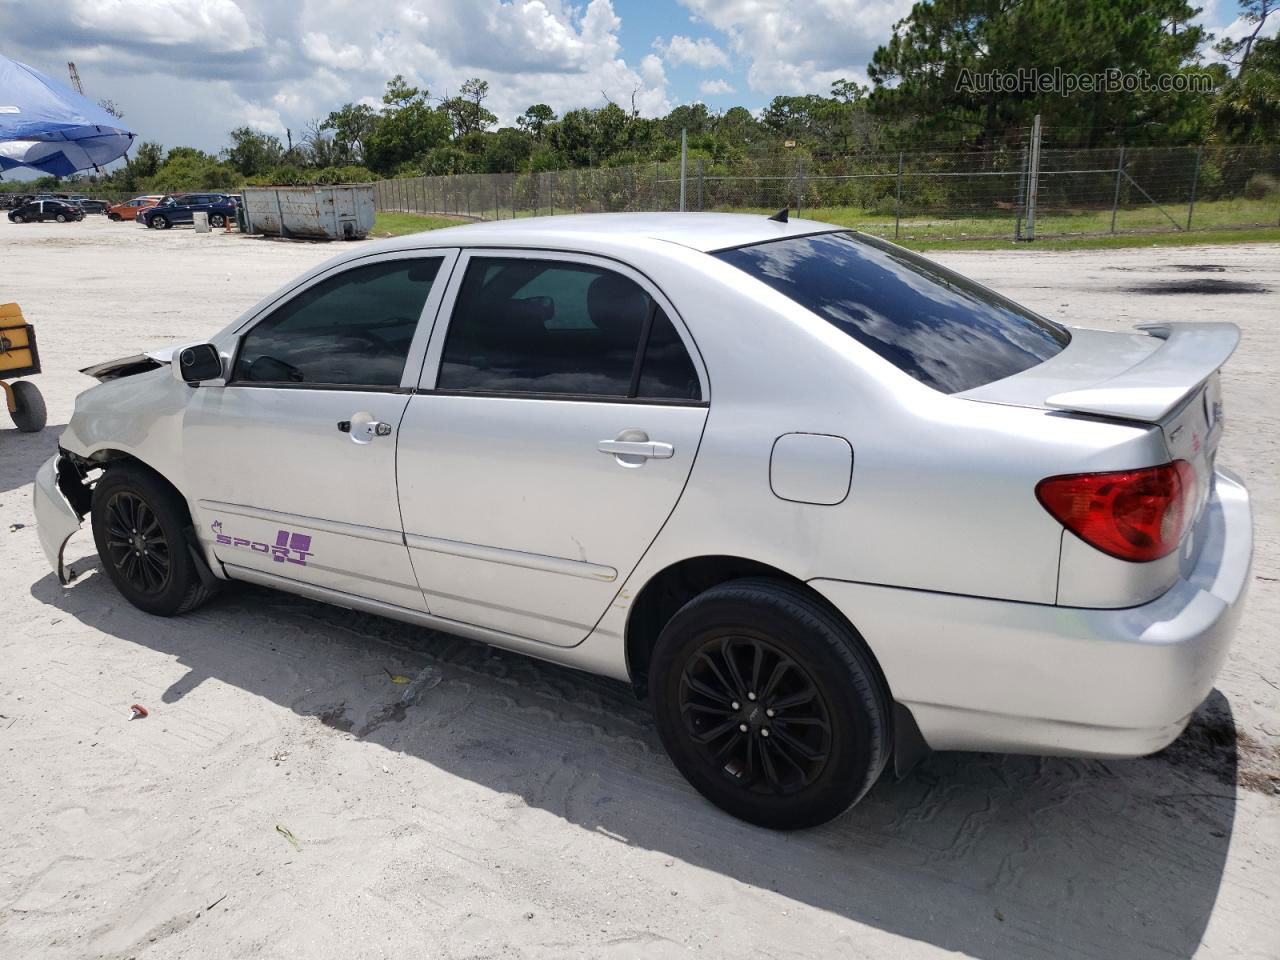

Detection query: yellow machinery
(1, 302), (46, 432)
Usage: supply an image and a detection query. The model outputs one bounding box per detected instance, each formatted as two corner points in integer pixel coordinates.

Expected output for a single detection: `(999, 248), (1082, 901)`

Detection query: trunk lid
(961, 321), (1236, 544)
(958, 322), (1237, 424)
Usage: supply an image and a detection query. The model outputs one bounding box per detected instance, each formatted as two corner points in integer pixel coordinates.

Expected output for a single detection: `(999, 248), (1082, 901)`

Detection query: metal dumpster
(240, 184), (375, 240)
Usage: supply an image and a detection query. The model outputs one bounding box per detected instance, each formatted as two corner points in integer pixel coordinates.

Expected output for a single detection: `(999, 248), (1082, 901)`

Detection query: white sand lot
(1, 215), (1277, 959)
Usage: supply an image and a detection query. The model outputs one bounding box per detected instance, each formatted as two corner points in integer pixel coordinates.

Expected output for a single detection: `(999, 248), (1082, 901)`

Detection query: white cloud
(71, 0), (256, 50)
(640, 53), (668, 88)
(699, 78), (735, 95)
(659, 34), (732, 70)
(676, 0), (909, 93)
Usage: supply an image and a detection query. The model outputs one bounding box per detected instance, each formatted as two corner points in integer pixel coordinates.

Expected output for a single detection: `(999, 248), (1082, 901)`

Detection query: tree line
(5, 0), (1275, 196)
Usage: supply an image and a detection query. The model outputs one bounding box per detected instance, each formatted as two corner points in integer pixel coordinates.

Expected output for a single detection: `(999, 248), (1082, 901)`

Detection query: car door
(184, 249), (459, 610)
(172, 196), (196, 222)
(397, 250), (709, 646)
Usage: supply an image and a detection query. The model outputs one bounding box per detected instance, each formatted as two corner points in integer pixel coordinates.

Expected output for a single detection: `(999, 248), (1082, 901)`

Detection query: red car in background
(106, 195), (163, 221)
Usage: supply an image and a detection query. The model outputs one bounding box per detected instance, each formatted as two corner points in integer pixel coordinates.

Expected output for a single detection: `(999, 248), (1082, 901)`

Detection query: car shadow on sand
(0, 422), (65, 496)
(31, 568), (1237, 960)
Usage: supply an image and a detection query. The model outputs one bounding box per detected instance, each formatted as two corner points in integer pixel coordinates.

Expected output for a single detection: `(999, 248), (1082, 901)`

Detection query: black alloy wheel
(679, 634), (834, 795)
(101, 490), (172, 594)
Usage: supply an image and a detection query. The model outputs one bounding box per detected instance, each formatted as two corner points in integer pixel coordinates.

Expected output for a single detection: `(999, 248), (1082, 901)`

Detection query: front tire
(650, 578), (891, 830)
(8, 381), (46, 432)
(11, 214), (24, 223)
(152, 215), (169, 230)
(91, 465), (216, 616)
(108, 212), (121, 221)
(55, 213), (67, 223)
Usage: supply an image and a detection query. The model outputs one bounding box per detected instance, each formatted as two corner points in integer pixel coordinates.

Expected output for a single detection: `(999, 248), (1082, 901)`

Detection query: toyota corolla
(34, 213), (1253, 829)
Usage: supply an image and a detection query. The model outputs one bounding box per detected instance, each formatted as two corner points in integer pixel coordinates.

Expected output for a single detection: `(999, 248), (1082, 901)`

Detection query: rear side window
(437, 257), (701, 402)
(715, 232), (1069, 394)
(233, 258), (440, 388)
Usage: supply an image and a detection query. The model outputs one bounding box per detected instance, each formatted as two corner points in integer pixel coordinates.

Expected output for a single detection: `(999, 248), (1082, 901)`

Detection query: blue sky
(0, 0), (1273, 180)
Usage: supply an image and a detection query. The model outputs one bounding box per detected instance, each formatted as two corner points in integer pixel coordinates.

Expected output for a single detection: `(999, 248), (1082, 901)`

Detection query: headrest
(587, 273), (649, 345)
(474, 297), (550, 349)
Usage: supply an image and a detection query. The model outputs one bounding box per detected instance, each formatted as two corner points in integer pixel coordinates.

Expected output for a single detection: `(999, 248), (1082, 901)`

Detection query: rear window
(714, 231), (1070, 394)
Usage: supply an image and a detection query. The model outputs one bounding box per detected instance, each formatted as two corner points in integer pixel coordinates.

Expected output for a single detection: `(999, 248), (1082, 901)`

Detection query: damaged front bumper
(34, 452), (92, 585)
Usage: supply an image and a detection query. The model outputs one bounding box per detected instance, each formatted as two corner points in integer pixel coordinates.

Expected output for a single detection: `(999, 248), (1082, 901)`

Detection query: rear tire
(209, 213), (225, 228)
(9, 381), (46, 432)
(91, 465), (217, 616)
(108, 212), (121, 221)
(650, 578), (891, 830)
(55, 213), (67, 223)
(11, 214), (23, 223)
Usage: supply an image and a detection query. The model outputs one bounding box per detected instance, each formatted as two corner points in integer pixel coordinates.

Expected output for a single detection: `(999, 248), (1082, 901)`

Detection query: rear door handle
(597, 439), (674, 459)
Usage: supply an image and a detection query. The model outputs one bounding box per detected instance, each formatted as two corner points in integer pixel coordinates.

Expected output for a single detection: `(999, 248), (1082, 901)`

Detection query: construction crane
(67, 62), (83, 94)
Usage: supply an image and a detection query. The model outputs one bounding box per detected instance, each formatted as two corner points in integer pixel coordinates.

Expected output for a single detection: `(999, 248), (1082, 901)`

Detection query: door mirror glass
(177, 343), (223, 384)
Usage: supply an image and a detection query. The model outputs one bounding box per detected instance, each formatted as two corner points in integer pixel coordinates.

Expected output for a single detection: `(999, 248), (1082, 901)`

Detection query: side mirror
(176, 343), (223, 384)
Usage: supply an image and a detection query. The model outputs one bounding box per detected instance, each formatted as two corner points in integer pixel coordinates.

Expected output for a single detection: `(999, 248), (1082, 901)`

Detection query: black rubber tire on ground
(108, 212), (121, 221)
(152, 215), (169, 230)
(9, 380), (47, 432)
(209, 213), (225, 228)
(91, 464), (217, 617)
(10, 214), (23, 223)
(55, 213), (67, 223)
(650, 577), (891, 830)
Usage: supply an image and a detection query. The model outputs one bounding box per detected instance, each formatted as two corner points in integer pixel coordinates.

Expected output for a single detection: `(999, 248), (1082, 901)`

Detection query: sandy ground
(1, 215), (1278, 960)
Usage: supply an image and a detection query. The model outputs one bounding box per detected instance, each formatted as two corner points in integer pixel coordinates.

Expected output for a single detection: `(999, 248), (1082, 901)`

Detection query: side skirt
(223, 562), (596, 672)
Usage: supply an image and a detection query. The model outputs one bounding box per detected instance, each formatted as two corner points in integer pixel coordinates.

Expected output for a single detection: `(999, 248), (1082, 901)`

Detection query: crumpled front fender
(34, 453), (87, 585)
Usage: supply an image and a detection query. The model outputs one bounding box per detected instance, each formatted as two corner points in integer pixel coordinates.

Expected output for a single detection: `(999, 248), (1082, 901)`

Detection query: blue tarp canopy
(0, 55), (134, 177)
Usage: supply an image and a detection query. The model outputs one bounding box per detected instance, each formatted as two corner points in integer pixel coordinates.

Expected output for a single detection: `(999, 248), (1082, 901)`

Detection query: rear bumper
(811, 467), (1253, 758)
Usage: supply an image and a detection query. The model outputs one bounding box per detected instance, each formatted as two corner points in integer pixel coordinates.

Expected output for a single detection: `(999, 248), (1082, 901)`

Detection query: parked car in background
(8, 199), (84, 223)
(107, 195), (163, 221)
(76, 199), (109, 215)
(138, 193), (237, 230)
(34, 213), (1253, 830)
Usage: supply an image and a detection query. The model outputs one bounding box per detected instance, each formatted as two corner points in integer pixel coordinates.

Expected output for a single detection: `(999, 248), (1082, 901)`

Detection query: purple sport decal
(211, 519), (314, 566)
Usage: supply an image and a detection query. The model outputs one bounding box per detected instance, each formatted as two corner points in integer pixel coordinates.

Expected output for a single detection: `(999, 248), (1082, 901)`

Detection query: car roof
(368, 212), (841, 255)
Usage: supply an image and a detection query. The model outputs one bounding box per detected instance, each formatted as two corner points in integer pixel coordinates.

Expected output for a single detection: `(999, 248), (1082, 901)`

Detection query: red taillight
(1036, 460), (1195, 563)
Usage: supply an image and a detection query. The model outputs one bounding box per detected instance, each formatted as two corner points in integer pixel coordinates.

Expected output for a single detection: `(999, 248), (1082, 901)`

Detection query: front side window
(437, 257), (701, 401)
(233, 258), (440, 388)
(715, 231), (1070, 394)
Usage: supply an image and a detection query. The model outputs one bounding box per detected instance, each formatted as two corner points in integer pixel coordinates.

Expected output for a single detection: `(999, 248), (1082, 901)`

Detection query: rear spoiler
(1045, 322), (1239, 423)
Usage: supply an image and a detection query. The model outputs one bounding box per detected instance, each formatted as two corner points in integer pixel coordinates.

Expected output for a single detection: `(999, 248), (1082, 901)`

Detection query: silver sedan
(34, 213), (1253, 829)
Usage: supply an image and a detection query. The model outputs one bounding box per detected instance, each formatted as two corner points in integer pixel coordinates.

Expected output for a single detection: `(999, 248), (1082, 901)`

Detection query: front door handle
(597, 439), (674, 459)
(341, 412), (393, 444)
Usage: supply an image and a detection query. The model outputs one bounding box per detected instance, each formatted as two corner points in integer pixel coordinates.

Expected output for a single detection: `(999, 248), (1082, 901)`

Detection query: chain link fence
(373, 143), (1280, 242)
